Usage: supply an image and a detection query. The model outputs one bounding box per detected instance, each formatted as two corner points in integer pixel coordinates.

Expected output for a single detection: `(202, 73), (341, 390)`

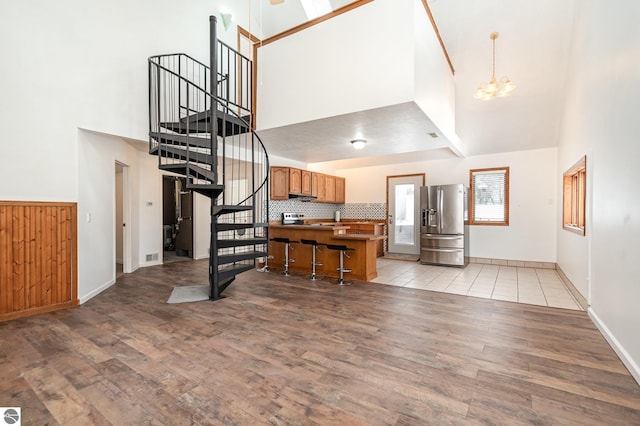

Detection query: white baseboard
(589, 307), (640, 385)
(79, 278), (116, 304)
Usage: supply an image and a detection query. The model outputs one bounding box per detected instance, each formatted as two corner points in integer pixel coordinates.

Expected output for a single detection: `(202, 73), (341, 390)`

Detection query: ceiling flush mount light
(351, 139), (367, 150)
(474, 32), (516, 100)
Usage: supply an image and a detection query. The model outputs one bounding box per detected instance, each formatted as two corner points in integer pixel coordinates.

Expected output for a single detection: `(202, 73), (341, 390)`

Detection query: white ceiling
(251, 0), (577, 165)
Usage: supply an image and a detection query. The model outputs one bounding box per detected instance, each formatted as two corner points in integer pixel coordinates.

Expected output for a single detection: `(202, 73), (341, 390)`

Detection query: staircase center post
(209, 15), (220, 299)
(209, 15), (218, 184)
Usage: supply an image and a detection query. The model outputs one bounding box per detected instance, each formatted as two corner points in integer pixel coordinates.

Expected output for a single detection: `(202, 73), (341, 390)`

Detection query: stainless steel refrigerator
(420, 184), (468, 267)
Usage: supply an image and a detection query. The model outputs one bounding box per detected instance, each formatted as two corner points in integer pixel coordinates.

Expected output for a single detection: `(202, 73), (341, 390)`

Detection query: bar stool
(256, 254), (273, 273)
(326, 244), (355, 286)
(270, 237), (297, 276)
(300, 239), (324, 281)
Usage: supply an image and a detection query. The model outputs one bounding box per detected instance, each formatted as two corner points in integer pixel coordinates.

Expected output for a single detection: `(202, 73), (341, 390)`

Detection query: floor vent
(146, 253), (159, 262)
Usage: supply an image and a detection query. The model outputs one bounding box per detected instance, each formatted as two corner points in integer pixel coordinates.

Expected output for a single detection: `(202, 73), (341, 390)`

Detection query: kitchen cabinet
(269, 224), (385, 281)
(325, 175), (336, 203)
(335, 177), (345, 204)
(289, 168), (302, 194)
(270, 166), (289, 200)
(348, 223), (385, 257)
(271, 167), (344, 203)
(301, 170), (312, 196)
(312, 173), (327, 202)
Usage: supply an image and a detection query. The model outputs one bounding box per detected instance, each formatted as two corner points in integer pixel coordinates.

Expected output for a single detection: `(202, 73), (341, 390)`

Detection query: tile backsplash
(269, 200), (386, 221)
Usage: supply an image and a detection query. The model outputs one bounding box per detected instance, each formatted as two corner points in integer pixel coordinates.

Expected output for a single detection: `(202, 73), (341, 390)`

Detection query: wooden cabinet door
(375, 224), (385, 257)
(325, 175), (336, 203)
(358, 224), (374, 234)
(301, 170), (312, 196)
(289, 168), (302, 194)
(316, 173), (327, 202)
(311, 172), (318, 197)
(270, 167), (289, 200)
(335, 177), (345, 204)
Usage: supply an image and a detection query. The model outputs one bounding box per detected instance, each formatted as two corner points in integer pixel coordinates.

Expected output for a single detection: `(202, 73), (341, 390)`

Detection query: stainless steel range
(281, 212), (305, 225)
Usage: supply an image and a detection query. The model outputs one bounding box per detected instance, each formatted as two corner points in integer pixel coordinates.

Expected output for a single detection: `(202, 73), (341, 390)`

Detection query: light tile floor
(373, 259), (583, 311)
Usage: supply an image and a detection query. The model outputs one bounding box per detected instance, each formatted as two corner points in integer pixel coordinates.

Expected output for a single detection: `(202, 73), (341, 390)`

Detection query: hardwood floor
(1, 259), (639, 425)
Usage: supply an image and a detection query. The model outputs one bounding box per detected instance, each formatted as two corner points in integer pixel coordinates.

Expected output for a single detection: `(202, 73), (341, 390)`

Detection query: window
(469, 167), (509, 225)
(563, 156), (586, 235)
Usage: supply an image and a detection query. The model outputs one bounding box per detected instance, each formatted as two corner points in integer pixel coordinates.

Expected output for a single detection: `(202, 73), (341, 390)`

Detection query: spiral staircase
(148, 16), (269, 300)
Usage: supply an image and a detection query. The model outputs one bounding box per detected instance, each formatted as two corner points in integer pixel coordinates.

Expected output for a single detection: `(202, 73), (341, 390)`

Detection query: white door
(387, 174), (424, 255)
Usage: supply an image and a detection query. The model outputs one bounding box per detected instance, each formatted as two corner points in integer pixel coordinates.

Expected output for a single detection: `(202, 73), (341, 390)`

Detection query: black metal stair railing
(148, 20), (269, 299)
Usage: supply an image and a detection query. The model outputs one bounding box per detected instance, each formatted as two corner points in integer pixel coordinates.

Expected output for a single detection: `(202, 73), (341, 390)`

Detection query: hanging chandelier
(473, 32), (516, 100)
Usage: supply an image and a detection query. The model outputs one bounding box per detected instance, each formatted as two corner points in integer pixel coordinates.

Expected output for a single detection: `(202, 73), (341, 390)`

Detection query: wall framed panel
(0, 201), (78, 322)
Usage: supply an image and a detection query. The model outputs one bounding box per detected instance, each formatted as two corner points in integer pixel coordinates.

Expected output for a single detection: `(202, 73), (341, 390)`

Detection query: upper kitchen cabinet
(312, 173), (326, 202)
(289, 168), (302, 194)
(325, 175), (336, 203)
(271, 167), (345, 203)
(335, 177), (345, 204)
(270, 166), (289, 200)
(301, 170), (312, 196)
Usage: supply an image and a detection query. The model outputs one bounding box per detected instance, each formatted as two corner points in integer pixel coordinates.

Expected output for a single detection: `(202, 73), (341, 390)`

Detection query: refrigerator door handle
(423, 235), (463, 239)
(421, 247), (462, 253)
(439, 188), (444, 234)
(421, 209), (426, 227)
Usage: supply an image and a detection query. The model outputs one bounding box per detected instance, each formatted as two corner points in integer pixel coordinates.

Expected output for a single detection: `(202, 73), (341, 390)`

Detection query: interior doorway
(115, 162), (131, 277)
(162, 175), (193, 263)
(386, 174), (425, 256)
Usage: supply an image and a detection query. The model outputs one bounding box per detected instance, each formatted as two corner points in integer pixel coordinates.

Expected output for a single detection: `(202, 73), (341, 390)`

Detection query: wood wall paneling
(0, 201), (78, 322)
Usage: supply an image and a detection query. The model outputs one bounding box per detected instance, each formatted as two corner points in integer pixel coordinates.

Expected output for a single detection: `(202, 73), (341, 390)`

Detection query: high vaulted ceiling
(251, 0), (577, 165)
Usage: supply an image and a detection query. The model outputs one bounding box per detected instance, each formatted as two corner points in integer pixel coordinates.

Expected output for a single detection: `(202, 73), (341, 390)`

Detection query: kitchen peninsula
(268, 223), (386, 281)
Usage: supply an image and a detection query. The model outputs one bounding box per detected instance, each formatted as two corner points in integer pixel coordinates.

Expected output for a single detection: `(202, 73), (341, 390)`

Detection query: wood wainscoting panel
(0, 201), (78, 321)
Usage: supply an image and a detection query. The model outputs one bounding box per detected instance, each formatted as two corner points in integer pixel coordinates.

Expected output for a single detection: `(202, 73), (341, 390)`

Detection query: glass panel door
(387, 175), (424, 255)
(394, 184), (415, 245)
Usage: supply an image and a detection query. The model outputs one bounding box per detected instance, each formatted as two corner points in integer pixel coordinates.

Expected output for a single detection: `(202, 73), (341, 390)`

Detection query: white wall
(313, 147), (557, 263)
(556, 0), (640, 383)
(0, 0), (244, 201)
(138, 154), (164, 268)
(78, 130), (144, 302)
(194, 193), (212, 260)
(256, 0), (416, 130)
(413, 0), (458, 153)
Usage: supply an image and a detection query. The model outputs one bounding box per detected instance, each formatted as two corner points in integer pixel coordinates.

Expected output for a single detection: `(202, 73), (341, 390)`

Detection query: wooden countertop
(332, 234), (387, 241)
(269, 224), (351, 231)
(305, 221), (385, 226)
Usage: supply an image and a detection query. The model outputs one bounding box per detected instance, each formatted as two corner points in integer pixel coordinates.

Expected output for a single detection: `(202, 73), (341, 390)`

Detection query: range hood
(289, 193), (317, 202)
